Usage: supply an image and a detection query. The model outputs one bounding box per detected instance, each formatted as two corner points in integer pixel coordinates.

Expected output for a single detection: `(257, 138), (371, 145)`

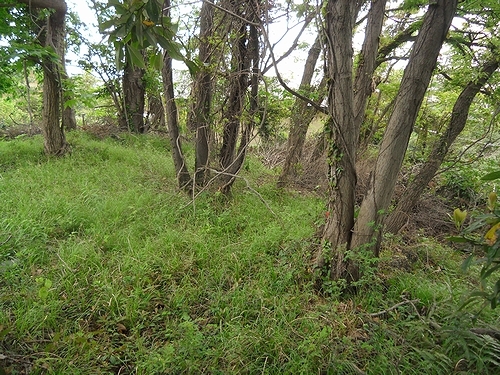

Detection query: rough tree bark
(18, 0), (69, 155)
(350, 0), (457, 256)
(318, 0), (457, 284)
(319, 0), (359, 281)
(122, 60), (146, 133)
(385, 57), (499, 234)
(187, 0), (214, 187)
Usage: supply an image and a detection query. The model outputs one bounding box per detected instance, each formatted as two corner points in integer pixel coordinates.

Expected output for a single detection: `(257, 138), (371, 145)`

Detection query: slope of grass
(1, 132), (499, 374)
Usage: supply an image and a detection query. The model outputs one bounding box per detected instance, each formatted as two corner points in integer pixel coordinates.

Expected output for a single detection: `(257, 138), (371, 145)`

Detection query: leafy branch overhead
(99, 0), (198, 74)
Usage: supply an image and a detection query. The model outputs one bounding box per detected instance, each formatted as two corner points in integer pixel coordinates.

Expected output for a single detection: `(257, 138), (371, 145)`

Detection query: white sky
(65, 0), (312, 87)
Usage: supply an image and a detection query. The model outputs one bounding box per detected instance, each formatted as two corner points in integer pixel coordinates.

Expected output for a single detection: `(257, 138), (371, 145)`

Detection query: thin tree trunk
(219, 23), (249, 171)
(385, 58), (499, 234)
(188, 0), (214, 187)
(220, 18), (259, 193)
(162, 0), (191, 192)
(353, 0), (387, 137)
(351, 0), (457, 256)
(278, 36), (322, 188)
(61, 65), (77, 130)
(40, 4), (68, 154)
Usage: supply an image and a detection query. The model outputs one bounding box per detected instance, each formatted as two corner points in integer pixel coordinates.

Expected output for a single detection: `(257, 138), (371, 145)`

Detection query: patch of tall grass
(1, 132), (499, 374)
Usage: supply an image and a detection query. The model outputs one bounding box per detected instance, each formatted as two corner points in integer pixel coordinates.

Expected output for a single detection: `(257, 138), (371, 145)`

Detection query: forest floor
(1, 130), (499, 374)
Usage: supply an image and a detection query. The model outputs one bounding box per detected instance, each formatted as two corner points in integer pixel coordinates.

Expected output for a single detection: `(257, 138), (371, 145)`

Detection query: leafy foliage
(450, 170), (500, 310)
(97, 0), (197, 73)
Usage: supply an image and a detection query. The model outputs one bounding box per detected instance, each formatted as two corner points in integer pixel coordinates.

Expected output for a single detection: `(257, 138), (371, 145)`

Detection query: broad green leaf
(115, 24), (129, 39)
(145, 0), (160, 23)
(144, 30), (157, 47)
(115, 42), (124, 70)
(482, 170), (500, 181)
(64, 99), (78, 109)
(134, 22), (144, 46)
(149, 51), (162, 70)
(481, 263), (500, 279)
(127, 45), (146, 69)
(184, 59), (200, 76)
(461, 255), (474, 272)
(99, 18), (117, 32)
(156, 34), (172, 50)
(447, 236), (469, 243)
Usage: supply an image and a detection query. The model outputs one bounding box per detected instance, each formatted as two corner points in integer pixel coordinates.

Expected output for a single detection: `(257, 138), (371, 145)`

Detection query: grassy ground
(1, 131), (499, 374)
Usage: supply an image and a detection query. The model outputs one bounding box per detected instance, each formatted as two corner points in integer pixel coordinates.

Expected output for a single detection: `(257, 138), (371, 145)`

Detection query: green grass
(1, 131), (499, 374)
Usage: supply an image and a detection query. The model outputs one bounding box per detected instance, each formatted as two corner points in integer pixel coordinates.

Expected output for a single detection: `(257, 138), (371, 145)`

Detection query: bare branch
(369, 299), (420, 318)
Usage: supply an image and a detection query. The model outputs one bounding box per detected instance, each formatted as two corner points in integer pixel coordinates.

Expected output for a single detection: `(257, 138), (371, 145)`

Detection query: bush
(450, 170), (500, 310)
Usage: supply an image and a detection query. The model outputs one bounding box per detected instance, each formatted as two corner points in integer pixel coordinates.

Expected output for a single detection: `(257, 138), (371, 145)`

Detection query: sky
(65, 0), (314, 87)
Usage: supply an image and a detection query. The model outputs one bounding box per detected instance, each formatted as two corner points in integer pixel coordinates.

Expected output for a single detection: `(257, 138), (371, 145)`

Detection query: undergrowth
(0, 132), (499, 374)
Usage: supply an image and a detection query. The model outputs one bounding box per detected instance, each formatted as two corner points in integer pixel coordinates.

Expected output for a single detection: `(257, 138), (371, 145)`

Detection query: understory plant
(450, 169), (500, 310)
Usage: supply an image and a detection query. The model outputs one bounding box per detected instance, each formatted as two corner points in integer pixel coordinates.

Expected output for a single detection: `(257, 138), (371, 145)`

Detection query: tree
(317, 0), (458, 283)
(162, 0), (192, 191)
(186, 0), (214, 187)
(385, 56), (500, 234)
(277, 35), (323, 188)
(12, 0), (71, 155)
(122, 57), (146, 133)
(384, 0), (500, 234)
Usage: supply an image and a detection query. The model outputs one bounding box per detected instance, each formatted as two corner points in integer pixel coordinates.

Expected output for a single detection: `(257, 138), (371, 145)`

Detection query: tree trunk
(319, 0), (358, 282)
(278, 36), (322, 188)
(353, 0), (387, 136)
(187, 0), (214, 187)
(18, 0), (69, 155)
(351, 0), (457, 256)
(385, 58), (499, 234)
(61, 65), (77, 130)
(219, 23), (249, 171)
(122, 60), (146, 133)
(146, 94), (165, 131)
(162, 0), (191, 192)
(219, 17), (260, 194)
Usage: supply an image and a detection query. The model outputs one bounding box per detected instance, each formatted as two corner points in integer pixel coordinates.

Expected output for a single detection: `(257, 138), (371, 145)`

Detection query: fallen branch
(369, 299), (420, 318)
(470, 328), (500, 340)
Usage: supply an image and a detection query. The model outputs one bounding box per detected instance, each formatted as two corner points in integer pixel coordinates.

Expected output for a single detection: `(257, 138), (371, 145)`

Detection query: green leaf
(126, 45), (146, 69)
(461, 254), (474, 272)
(134, 21), (144, 46)
(149, 51), (162, 70)
(64, 99), (78, 109)
(481, 263), (500, 280)
(99, 18), (118, 32)
(145, 0), (160, 23)
(162, 38), (184, 60)
(115, 43), (124, 70)
(184, 59), (200, 76)
(482, 170), (500, 181)
(144, 30), (157, 48)
(447, 236), (469, 243)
